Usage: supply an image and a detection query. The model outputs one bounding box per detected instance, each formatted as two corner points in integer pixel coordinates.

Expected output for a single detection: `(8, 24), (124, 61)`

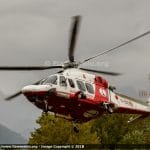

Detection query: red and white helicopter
(1, 16), (150, 131)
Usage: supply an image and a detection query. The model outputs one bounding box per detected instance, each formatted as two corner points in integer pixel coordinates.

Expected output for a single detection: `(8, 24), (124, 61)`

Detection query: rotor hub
(63, 61), (79, 69)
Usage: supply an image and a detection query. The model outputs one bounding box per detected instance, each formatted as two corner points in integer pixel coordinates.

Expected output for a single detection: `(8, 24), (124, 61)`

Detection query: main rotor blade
(68, 15), (81, 62)
(80, 30), (150, 64)
(80, 68), (121, 76)
(0, 65), (62, 71)
(5, 80), (42, 100)
(5, 91), (22, 100)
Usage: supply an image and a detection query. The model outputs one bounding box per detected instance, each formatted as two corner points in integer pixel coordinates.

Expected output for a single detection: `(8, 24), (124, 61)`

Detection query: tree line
(28, 113), (150, 145)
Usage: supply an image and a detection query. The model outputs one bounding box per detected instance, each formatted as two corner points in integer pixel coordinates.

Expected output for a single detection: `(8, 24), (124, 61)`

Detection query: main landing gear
(101, 102), (113, 114)
(43, 88), (56, 114)
(43, 100), (48, 114)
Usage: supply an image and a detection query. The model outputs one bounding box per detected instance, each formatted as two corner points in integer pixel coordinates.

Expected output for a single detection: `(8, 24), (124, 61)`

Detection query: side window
(76, 80), (86, 91)
(44, 76), (57, 85)
(60, 76), (67, 87)
(85, 83), (94, 94)
(68, 78), (75, 88)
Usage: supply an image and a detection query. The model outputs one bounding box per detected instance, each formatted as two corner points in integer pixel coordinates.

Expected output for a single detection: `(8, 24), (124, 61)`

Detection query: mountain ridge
(0, 123), (27, 144)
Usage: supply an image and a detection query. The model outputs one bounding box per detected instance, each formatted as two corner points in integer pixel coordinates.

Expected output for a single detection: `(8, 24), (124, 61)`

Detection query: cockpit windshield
(42, 75), (57, 85)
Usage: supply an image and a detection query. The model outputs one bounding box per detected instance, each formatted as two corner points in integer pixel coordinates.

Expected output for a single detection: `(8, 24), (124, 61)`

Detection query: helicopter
(0, 16), (150, 132)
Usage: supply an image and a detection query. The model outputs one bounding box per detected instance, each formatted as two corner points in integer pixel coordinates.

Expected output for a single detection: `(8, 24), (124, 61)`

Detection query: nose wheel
(43, 100), (48, 113)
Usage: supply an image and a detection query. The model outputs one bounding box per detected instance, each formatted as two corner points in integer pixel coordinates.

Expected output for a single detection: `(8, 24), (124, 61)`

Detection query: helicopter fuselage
(22, 68), (110, 122)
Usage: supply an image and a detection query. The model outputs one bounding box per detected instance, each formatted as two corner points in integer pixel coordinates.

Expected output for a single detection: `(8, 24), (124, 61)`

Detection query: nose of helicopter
(21, 85), (51, 95)
(21, 84), (56, 103)
(22, 85), (37, 93)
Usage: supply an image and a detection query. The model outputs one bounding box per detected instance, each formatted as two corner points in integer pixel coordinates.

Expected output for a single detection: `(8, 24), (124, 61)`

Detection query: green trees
(91, 114), (150, 144)
(28, 113), (150, 144)
(28, 113), (99, 144)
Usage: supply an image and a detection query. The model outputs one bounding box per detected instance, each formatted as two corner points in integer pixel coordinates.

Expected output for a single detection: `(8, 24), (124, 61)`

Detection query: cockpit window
(76, 80), (86, 91)
(85, 83), (94, 94)
(40, 78), (47, 84)
(60, 76), (67, 87)
(68, 78), (75, 88)
(44, 75), (57, 85)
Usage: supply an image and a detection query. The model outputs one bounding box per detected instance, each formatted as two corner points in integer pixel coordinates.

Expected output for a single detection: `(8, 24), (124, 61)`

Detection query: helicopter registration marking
(119, 98), (133, 107)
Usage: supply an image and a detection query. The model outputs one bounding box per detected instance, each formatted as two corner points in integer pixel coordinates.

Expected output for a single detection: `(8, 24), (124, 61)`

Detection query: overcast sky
(0, 0), (150, 139)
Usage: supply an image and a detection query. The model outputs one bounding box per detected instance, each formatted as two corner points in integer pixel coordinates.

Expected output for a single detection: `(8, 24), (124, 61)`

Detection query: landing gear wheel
(73, 126), (79, 133)
(107, 105), (113, 114)
(103, 103), (108, 111)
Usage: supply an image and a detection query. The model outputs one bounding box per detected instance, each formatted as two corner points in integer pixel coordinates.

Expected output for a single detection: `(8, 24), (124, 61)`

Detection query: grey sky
(0, 0), (150, 139)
